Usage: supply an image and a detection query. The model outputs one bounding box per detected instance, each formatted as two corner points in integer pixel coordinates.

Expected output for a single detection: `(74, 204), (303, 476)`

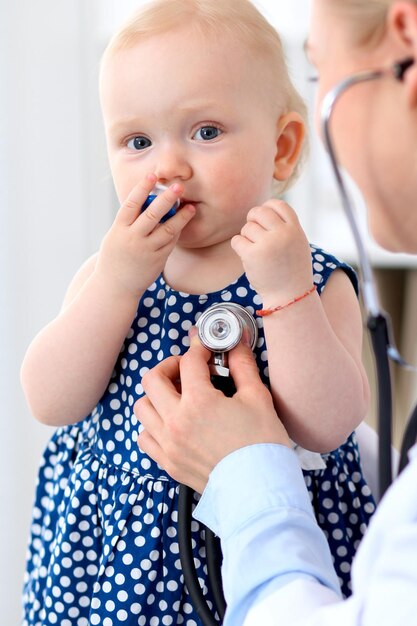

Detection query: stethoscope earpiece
(392, 57), (414, 81)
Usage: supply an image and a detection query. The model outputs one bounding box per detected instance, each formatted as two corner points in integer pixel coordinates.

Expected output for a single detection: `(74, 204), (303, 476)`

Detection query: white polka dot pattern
(22, 247), (374, 623)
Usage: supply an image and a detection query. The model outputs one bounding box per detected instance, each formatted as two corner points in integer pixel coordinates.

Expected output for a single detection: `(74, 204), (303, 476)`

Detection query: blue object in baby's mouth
(141, 182), (180, 223)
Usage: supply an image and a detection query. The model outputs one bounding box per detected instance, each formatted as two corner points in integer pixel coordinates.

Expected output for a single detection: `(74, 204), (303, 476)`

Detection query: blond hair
(100, 0), (308, 193)
(330, 0), (406, 45)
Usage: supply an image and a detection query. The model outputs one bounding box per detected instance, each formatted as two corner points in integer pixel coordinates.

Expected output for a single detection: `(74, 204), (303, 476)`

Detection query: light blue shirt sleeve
(193, 444), (342, 626)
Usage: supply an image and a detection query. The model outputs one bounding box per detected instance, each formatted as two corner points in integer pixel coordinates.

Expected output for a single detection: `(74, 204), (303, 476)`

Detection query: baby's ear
(388, 1), (417, 108)
(273, 112), (305, 181)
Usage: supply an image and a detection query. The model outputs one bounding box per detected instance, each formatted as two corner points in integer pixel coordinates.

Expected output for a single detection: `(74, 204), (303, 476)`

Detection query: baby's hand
(94, 174), (195, 300)
(231, 200), (313, 305)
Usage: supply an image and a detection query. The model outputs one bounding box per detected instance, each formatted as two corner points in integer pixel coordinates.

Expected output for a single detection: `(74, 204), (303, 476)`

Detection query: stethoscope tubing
(178, 483), (225, 626)
(367, 314), (393, 496)
(320, 69), (398, 497)
(205, 527), (227, 619)
(320, 69), (384, 318)
(320, 58), (417, 496)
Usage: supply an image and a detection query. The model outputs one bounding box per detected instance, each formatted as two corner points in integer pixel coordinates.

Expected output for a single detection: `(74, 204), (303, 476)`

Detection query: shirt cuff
(193, 443), (315, 538)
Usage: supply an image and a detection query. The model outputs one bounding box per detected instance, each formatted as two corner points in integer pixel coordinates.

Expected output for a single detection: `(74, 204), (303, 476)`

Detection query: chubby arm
(263, 269), (369, 451)
(20, 253), (139, 426)
(232, 200), (369, 452)
(20, 176), (195, 426)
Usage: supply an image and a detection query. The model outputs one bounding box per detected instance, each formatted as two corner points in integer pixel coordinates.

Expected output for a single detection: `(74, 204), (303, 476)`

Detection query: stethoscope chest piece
(196, 302), (258, 376)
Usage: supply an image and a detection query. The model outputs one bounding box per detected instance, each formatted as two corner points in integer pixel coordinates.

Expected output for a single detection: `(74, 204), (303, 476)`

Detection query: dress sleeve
(310, 244), (359, 296)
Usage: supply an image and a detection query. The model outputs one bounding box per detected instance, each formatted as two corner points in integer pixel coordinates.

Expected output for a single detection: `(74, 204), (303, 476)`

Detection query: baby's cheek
(109, 160), (143, 205)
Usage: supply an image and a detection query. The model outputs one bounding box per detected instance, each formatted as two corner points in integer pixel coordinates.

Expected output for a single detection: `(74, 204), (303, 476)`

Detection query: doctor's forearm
(193, 445), (342, 626)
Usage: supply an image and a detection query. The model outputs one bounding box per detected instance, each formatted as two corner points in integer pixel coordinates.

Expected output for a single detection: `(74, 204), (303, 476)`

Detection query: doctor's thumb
(227, 341), (261, 389)
(187, 326), (212, 362)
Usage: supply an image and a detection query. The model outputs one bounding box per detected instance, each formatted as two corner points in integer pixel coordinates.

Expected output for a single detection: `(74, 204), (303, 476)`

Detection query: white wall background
(2, 1), (417, 624)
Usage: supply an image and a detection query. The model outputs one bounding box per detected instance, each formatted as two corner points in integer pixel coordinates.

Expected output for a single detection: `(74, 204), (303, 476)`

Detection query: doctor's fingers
(140, 356), (182, 410)
(137, 427), (166, 469)
(136, 395), (192, 473)
(227, 342), (265, 393)
(139, 425), (208, 492)
(228, 347), (291, 445)
(136, 395), (207, 489)
(136, 395), (164, 437)
(178, 333), (213, 392)
(137, 393), (184, 460)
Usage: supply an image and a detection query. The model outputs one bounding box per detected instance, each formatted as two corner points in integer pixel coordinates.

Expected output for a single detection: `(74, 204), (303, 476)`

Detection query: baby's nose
(155, 145), (192, 183)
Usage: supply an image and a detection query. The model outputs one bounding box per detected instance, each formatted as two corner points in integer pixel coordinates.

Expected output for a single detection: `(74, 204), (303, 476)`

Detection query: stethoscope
(178, 302), (258, 626)
(319, 56), (417, 494)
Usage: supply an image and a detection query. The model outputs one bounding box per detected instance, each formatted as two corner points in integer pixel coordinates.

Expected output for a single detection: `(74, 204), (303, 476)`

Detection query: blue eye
(193, 125), (222, 141)
(127, 136), (152, 150)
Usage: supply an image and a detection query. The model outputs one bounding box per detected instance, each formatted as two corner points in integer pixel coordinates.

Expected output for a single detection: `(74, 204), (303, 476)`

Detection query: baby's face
(101, 26), (283, 250)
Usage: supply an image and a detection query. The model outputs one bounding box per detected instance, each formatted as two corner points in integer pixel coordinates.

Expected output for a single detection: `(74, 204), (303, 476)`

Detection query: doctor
(136, 0), (417, 624)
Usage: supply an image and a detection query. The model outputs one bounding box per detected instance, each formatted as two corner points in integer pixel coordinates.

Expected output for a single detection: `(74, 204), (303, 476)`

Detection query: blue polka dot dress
(22, 245), (376, 624)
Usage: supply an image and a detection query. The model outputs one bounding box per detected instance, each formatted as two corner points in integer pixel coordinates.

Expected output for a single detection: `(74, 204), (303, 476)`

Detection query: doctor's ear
(273, 112), (305, 181)
(388, 1), (417, 107)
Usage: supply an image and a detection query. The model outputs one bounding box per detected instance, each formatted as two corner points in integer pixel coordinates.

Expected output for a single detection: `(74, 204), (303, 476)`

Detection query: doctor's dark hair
(100, 0), (308, 192)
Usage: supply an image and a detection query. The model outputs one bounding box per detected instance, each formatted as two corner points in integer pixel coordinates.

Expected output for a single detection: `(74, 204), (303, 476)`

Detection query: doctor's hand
(135, 333), (291, 493)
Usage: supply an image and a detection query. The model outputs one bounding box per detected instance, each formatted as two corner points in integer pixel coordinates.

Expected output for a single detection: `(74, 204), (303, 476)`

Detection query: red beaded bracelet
(256, 285), (317, 317)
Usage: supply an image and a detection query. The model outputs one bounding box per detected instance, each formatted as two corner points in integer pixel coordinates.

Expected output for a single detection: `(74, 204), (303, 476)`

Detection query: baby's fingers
(115, 174), (157, 226)
(230, 233), (252, 258)
(151, 204), (196, 250)
(262, 199), (300, 225)
(240, 220), (266, 243)
(246, 204), (286, 231)
(136, 184), (184, 236)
